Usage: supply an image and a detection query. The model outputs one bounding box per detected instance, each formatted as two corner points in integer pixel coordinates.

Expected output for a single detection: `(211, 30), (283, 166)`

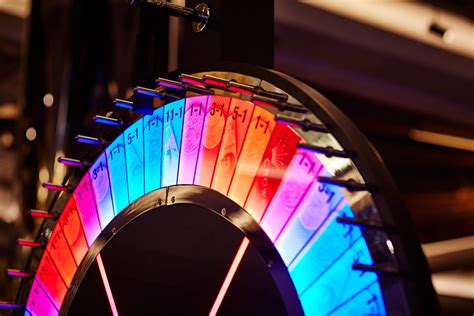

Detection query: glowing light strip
(97, 254), (119, 316)
(209, 238), (250, 316)
(408, 129), (474, 152)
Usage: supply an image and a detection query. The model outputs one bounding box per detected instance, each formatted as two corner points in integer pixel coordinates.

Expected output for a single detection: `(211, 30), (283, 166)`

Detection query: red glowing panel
(58, 198), (89, 265)
(178, 96), (208, 184)
(211, 99), (254, 195)
(245, 124), (301, 220)
(227, 107), (276, 206)
(46, 225), (77, 286)
(194, 96), (231, 187)
(36, 252), (67, 309)
(260, 149), (323, 241)
(26, 280), (58, 316)
(73, 174), (101, 246)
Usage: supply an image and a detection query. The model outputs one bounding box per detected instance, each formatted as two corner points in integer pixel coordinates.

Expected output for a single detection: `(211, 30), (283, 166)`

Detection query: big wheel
(12, 64), (438, 315)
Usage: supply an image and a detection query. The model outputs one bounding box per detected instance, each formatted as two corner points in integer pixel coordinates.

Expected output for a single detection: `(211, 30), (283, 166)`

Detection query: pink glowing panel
(260, 149), (322, 242)
(194, 96), (231, 187)
(36, 252), (67, 309)
(89, 152), (115, 229)
(73, 174), (101, 246)
(178, 96), (208, 184)
(244, 123), (300, 220)
(275, 170), (345, 265)
(26, 280), (58, 316)
(211, 99), (254, 195)
(58, 198), (89, 265)
(97, 254), (119, 316)
(46, 225), (77, 286)
(227, 107), (276, 207)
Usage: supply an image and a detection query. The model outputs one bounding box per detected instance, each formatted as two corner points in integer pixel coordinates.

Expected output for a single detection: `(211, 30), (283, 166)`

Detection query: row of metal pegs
(0, 73), (391, 311)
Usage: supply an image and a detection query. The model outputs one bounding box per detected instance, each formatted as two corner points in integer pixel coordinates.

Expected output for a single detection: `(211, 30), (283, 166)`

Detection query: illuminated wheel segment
(16, 66), (436, 315)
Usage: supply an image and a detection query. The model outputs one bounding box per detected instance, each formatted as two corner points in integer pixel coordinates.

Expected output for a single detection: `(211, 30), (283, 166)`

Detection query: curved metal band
(60, 185), (304, 316)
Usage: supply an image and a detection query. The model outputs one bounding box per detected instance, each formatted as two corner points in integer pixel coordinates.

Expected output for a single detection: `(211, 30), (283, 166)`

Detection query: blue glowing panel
(26, 280), (58, 316)
(275, 171), (345, 265)
(162, 99), (184, 186)
(89, 152), (115, 228)
(289, 204), (361, 295)
(144, 107), (164, 193)
(178, 96), (207, 184)
(106, 134), (129, 213)
(299, 238), (378, 315)
(327, 281), (386, 315)
(125, 118), (145, 202)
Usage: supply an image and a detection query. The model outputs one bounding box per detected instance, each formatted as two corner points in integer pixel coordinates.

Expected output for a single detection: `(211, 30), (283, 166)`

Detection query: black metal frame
(15, 64), (440, 316)
(166, 63), (440, 315)
(59, 185), (304, 316)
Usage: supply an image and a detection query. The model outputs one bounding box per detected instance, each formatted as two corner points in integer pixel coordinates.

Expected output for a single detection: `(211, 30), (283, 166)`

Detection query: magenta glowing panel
(178, 96), (208, 184)
(26, 280), (58, 316)
(260, 149), (323, 242)
(72, 174), (101, 247)
(194, 96), (231, 187)
(244, 123), (300, 221)
(275, 170), (345, 265)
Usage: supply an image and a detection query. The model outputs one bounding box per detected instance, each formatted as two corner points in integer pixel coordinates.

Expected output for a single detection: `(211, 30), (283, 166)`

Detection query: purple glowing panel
(260, 149), (322, 242)
(125, 118), (145, 202)
(73, 174), (101, 246)
(178, 96), (208, 184)
(275, 170), (345, 265)
(26, 280), (58, 316)
(162, 99), (185, 186)
(144, 107), (164, 193)
(89, 152), (115, 228)
(106, 134), (129, 214)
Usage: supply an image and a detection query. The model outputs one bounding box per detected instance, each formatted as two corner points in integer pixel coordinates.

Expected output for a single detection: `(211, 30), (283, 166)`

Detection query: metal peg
(17, 239), (44, 248)
(42, 182), (72, 193)
(75, 135), (106, 146)
(297, 143), (349, 158)
(318, 176), (368, 192)
(0, 301), (22, 309)
(130, 1), (210, 33)
(6, 269), (32, 278)
(113, 99), (133, 110)
(93, 115), (122, 127)
(58, 157), (89, 168)
(29, 209), (55, 219)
